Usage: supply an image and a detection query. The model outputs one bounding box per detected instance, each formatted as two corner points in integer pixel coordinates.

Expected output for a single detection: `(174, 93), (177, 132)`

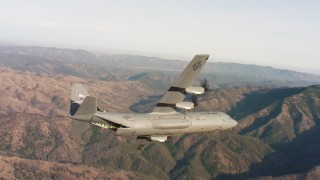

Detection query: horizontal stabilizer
(71, 120), (90, 138)
(74, 96), (97, 116)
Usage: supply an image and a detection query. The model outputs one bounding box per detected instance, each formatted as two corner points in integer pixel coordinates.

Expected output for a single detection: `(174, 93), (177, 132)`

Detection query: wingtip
(196, 54), (210, 57)
(195, 54), (210, 60)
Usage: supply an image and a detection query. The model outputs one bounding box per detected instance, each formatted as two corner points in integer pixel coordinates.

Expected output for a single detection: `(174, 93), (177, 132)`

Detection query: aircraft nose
(226, 118), (237, 129)
(230, 119), (237, 128)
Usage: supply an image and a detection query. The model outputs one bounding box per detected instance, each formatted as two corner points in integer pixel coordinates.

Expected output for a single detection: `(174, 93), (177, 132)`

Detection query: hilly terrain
(0, 45), (320, 179)
(0, 155), (140, 179)
(0, 67), (319, 179)
(0, 68), (274, 179)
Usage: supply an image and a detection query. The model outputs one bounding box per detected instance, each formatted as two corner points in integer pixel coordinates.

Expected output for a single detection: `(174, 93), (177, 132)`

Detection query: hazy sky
(1, 0), (319, 73)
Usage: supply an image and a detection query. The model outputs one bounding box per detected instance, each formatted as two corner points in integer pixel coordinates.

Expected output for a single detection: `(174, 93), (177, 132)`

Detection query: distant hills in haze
(0, 45), (319, 89)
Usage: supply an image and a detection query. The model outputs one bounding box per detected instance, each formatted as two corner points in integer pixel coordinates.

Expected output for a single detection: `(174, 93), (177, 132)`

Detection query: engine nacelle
(150, 136), (168, 142)
(176, 102), (194, 110)
(185, 86), (205, 95)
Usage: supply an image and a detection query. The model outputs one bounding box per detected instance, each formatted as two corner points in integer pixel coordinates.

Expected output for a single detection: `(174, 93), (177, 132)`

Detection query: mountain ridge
(1, 45), (320, 89)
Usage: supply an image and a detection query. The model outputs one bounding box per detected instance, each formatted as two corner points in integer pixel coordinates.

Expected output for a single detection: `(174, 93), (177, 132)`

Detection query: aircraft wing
(152, 54), (209, 113)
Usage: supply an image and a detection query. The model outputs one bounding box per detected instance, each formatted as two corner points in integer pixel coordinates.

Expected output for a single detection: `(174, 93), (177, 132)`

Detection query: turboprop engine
(185, 86), (205, 95)
(175, 102), (194, 110)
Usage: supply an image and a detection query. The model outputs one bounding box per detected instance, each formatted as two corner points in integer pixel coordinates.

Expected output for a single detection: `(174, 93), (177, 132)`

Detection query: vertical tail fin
(70, 83), (90, 116)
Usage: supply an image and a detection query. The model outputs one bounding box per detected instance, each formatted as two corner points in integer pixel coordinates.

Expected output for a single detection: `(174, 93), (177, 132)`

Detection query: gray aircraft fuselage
(71, 111), (237, 142)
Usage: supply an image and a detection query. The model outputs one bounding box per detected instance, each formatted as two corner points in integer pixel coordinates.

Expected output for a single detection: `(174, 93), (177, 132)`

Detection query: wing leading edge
(152, 54), (209, 113)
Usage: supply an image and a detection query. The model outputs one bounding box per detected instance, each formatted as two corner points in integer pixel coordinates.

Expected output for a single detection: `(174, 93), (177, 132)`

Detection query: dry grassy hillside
(0, 67), (155, 115)
(0, 67), (320, 179)
(0, 68), (156, 179)
(0, 155), (140, 179)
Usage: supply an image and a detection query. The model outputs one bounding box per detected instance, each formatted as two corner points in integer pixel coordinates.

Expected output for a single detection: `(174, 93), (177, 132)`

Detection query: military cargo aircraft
(70, 54), (237, 142)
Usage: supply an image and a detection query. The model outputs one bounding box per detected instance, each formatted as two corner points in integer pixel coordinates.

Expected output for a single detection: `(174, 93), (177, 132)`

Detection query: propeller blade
(191, 94), (199, 107)
(201, 78), (209, 92)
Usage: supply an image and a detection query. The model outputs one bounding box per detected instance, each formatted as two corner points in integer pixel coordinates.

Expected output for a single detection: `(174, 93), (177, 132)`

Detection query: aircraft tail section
(69, 83), (97, 138)
(70, 83), (97, 118)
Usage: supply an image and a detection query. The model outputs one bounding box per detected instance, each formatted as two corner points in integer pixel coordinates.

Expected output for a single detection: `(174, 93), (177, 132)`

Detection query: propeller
(191, 94), (199, 107)
(191, 78), (210, 107)
(200, 78), (209, 92)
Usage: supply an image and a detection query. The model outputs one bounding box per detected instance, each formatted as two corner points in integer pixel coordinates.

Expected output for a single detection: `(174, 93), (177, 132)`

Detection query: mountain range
(1, 45), (320, 89)
(0, 45), (319, 179)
